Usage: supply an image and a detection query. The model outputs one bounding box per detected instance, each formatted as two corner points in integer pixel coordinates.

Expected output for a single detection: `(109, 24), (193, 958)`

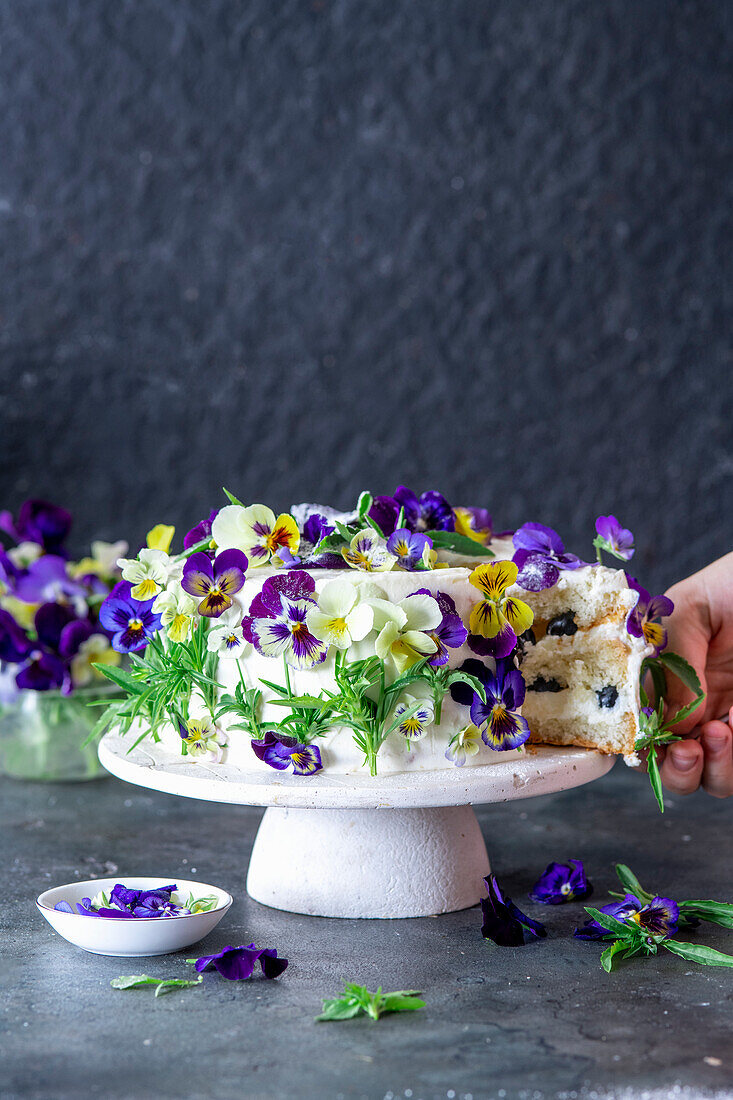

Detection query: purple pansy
(387, 529), (431, 570)
(250, 730), (323, 775)
(450, 658), (530, 751)
(182, 549), (248, 618)
(0, 499), (72, 554)
(194, 943), (288, 980)
(512, 523), (585, 592)
(626, 577), (674, 656)
(13, 602), (76, 692)
(242, 571), (328, 670)
(183, 509), (219, 551)
(13, 556), (86, 608)
(368, 487), (455, 537)
(55, 883), (188, 918)
(575, 893), (679, 940)
(595, 515), (635, 561)
(303, 513), (335, 546)
(529, 859), (593, 904)
(415, 589), (467, 666)
(98, 581), (162, 653)
(480, 874), (547, 946)
(0, 609), (32, 663)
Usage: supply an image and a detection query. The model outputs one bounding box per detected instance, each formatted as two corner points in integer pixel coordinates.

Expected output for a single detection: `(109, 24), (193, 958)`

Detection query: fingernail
(669, 747), (697, 772)
(703, 730), (729, 753)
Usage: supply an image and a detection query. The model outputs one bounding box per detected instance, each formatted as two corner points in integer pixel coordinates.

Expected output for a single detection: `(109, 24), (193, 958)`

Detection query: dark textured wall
(1, 0), (731, 592)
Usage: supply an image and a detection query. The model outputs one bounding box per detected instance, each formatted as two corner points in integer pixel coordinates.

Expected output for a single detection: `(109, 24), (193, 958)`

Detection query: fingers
(662, 577), (710, 733)
(659, 739), (704, 795)
(700, 717), (733, 799)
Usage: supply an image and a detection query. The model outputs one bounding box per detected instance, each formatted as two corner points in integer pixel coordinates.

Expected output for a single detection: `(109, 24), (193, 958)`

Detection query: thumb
(659, 578), (710, 734)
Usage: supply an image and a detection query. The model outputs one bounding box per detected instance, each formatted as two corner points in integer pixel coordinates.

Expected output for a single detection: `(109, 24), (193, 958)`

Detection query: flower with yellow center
(153, 584), (198, 643)
(118, 548), (179, 602)
(211, 504), (299, 566)
(305, 578), (374, 650)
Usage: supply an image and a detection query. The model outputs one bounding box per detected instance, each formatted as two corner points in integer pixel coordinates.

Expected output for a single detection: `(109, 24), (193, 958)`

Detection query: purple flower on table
(415, 589), (467, 666)
(194, 943), (288, 980)
(181, 549), (248, 618)
(574, 893), (679, 940)
(594, 515), (635, 561)
(529, 859), (593, 904)
(250, 730), (323, 775)
(626, 578), (674, 656)
(13, 556), (86, 609)
(480, 874), (547, 946)
(387, 529), (432, 571)
(511, 523), (585, 592)
(98, 581), (162, 653)
(242, 571), (328, 670)
(0, 499), (72, 555)
(183, 509), (219, 551)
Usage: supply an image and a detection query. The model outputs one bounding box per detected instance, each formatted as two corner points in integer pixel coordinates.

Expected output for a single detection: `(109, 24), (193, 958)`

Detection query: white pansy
(152, 584), (198, 643)
(389, 692), (435, 741)
(118, 548), (180, 602)
(206, 604), (249, 659)
(70, 633), (121, 687)
(305, 578), (374, 650)
(373, 592), (441, 673)
(180, 718), (227, 763)
(341, 528), (395, 573)
(445, 724), (482, 767)
(91, 540), (129, 573)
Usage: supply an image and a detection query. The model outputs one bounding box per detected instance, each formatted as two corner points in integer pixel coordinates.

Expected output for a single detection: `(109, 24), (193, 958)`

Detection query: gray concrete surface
(2, 764), (732, 1100)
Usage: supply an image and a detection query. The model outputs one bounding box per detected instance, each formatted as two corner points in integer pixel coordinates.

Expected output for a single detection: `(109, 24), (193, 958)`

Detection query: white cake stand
(98, 731), (614, 919)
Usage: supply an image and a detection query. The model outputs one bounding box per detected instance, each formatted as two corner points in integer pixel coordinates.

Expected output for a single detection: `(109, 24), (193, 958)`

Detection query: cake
(98, 489), (664, 778)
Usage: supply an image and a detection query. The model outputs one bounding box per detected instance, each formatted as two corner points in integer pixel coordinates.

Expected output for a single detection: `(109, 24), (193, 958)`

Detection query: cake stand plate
(99, 732), (614, 919)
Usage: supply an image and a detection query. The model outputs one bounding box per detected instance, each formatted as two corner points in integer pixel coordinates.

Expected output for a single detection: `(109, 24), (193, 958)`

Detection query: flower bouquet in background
(0, 499), (126, 780)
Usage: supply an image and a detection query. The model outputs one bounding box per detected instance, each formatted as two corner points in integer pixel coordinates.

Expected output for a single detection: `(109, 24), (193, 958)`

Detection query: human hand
(656, 552), (733, 798)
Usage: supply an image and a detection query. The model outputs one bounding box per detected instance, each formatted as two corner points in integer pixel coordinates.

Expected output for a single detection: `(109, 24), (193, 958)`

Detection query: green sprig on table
(316, 982), (425, 1022)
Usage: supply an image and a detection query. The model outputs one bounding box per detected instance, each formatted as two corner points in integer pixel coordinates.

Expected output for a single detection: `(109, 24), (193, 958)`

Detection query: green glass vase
(0, 687), (111, 781)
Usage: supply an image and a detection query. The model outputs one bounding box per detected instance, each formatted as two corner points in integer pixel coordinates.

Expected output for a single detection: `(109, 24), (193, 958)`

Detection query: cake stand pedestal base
(246, 804), (490, 918)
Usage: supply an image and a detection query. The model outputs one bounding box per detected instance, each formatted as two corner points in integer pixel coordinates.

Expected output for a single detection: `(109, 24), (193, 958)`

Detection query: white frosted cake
(101, 489), (662, 779)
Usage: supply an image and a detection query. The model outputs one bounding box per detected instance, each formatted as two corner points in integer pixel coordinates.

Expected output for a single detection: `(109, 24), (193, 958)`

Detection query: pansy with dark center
(594, 515), (635, 561)
(574, 893), (679, 940)
(0, 498), (72, 555)
(626, 578), (674, 656)
(529, 859), (593, 904)
(181, 549), (248, 618)
(480, 874), (547, 946)
(450, 658), (530, 751)
(415, 589), (468, 667)
(386, 528), (432, 571)
(193, 943), (288, 980)
(99, 581), (162, 653)
(368, 487), (455, 536)
(466, 561), (534, 659)
(242, 571), (328, 670)
(511, 523), (585, 592)
(250, 729), (323, 775)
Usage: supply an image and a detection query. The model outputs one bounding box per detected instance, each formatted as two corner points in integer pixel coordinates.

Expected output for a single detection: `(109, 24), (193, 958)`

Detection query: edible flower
(178, 717), (227, 762)
(342, 528), (395, 572)
(211, 504), (300, 566)
(452, 657), (530, 751)
(183, 509), (219, 551)
(444, 724), (483, 767)
(181, 549), (248, 618)
(394, 486), (455, 532)
(529, 859), (593, 904)
(117, 548), (178, 602)
(145, 524), (175, 553)
(55, 883), (190, 919)
(389, 693), (434, 740)
(69, 632), (121, 686)
(417, 589), (468, 666)
(453, 506), (492, 545)
(193, 943), (288, 980)
(206, 604), (249, 659)
(574, 893), (679, 941)
(0, 499), (72, 555)
(152, 585), (198, 643)
(480, 874), (547, 946)
(69, 540), (128, 581)
(512, 523), (585, 592)
(386, 528), (433, 571)
(250, 729), (323, 775)
(626, 578), (674, 656)
(371, 592), (440, 674)
(13, 556), (86, 612)
(305, 578), (374, 650)
(99, 582), (162, 653)
(0, 608), (32, 664)
(594, 515), (635, 562)
(467, 561), (533, 658)
(243, 571), (328, 670)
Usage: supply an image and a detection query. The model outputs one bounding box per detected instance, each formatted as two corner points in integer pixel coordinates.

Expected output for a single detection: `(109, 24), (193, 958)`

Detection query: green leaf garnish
(662, 941), (733, 968)
(425, 530), (494, 557)
(222, 487), (245, 506)
(111, 975), (203, 997)
(316, 982), (425, 1022)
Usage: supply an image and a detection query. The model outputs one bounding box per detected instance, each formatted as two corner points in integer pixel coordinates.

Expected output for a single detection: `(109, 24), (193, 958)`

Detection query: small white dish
(37, 876), (232, 957)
